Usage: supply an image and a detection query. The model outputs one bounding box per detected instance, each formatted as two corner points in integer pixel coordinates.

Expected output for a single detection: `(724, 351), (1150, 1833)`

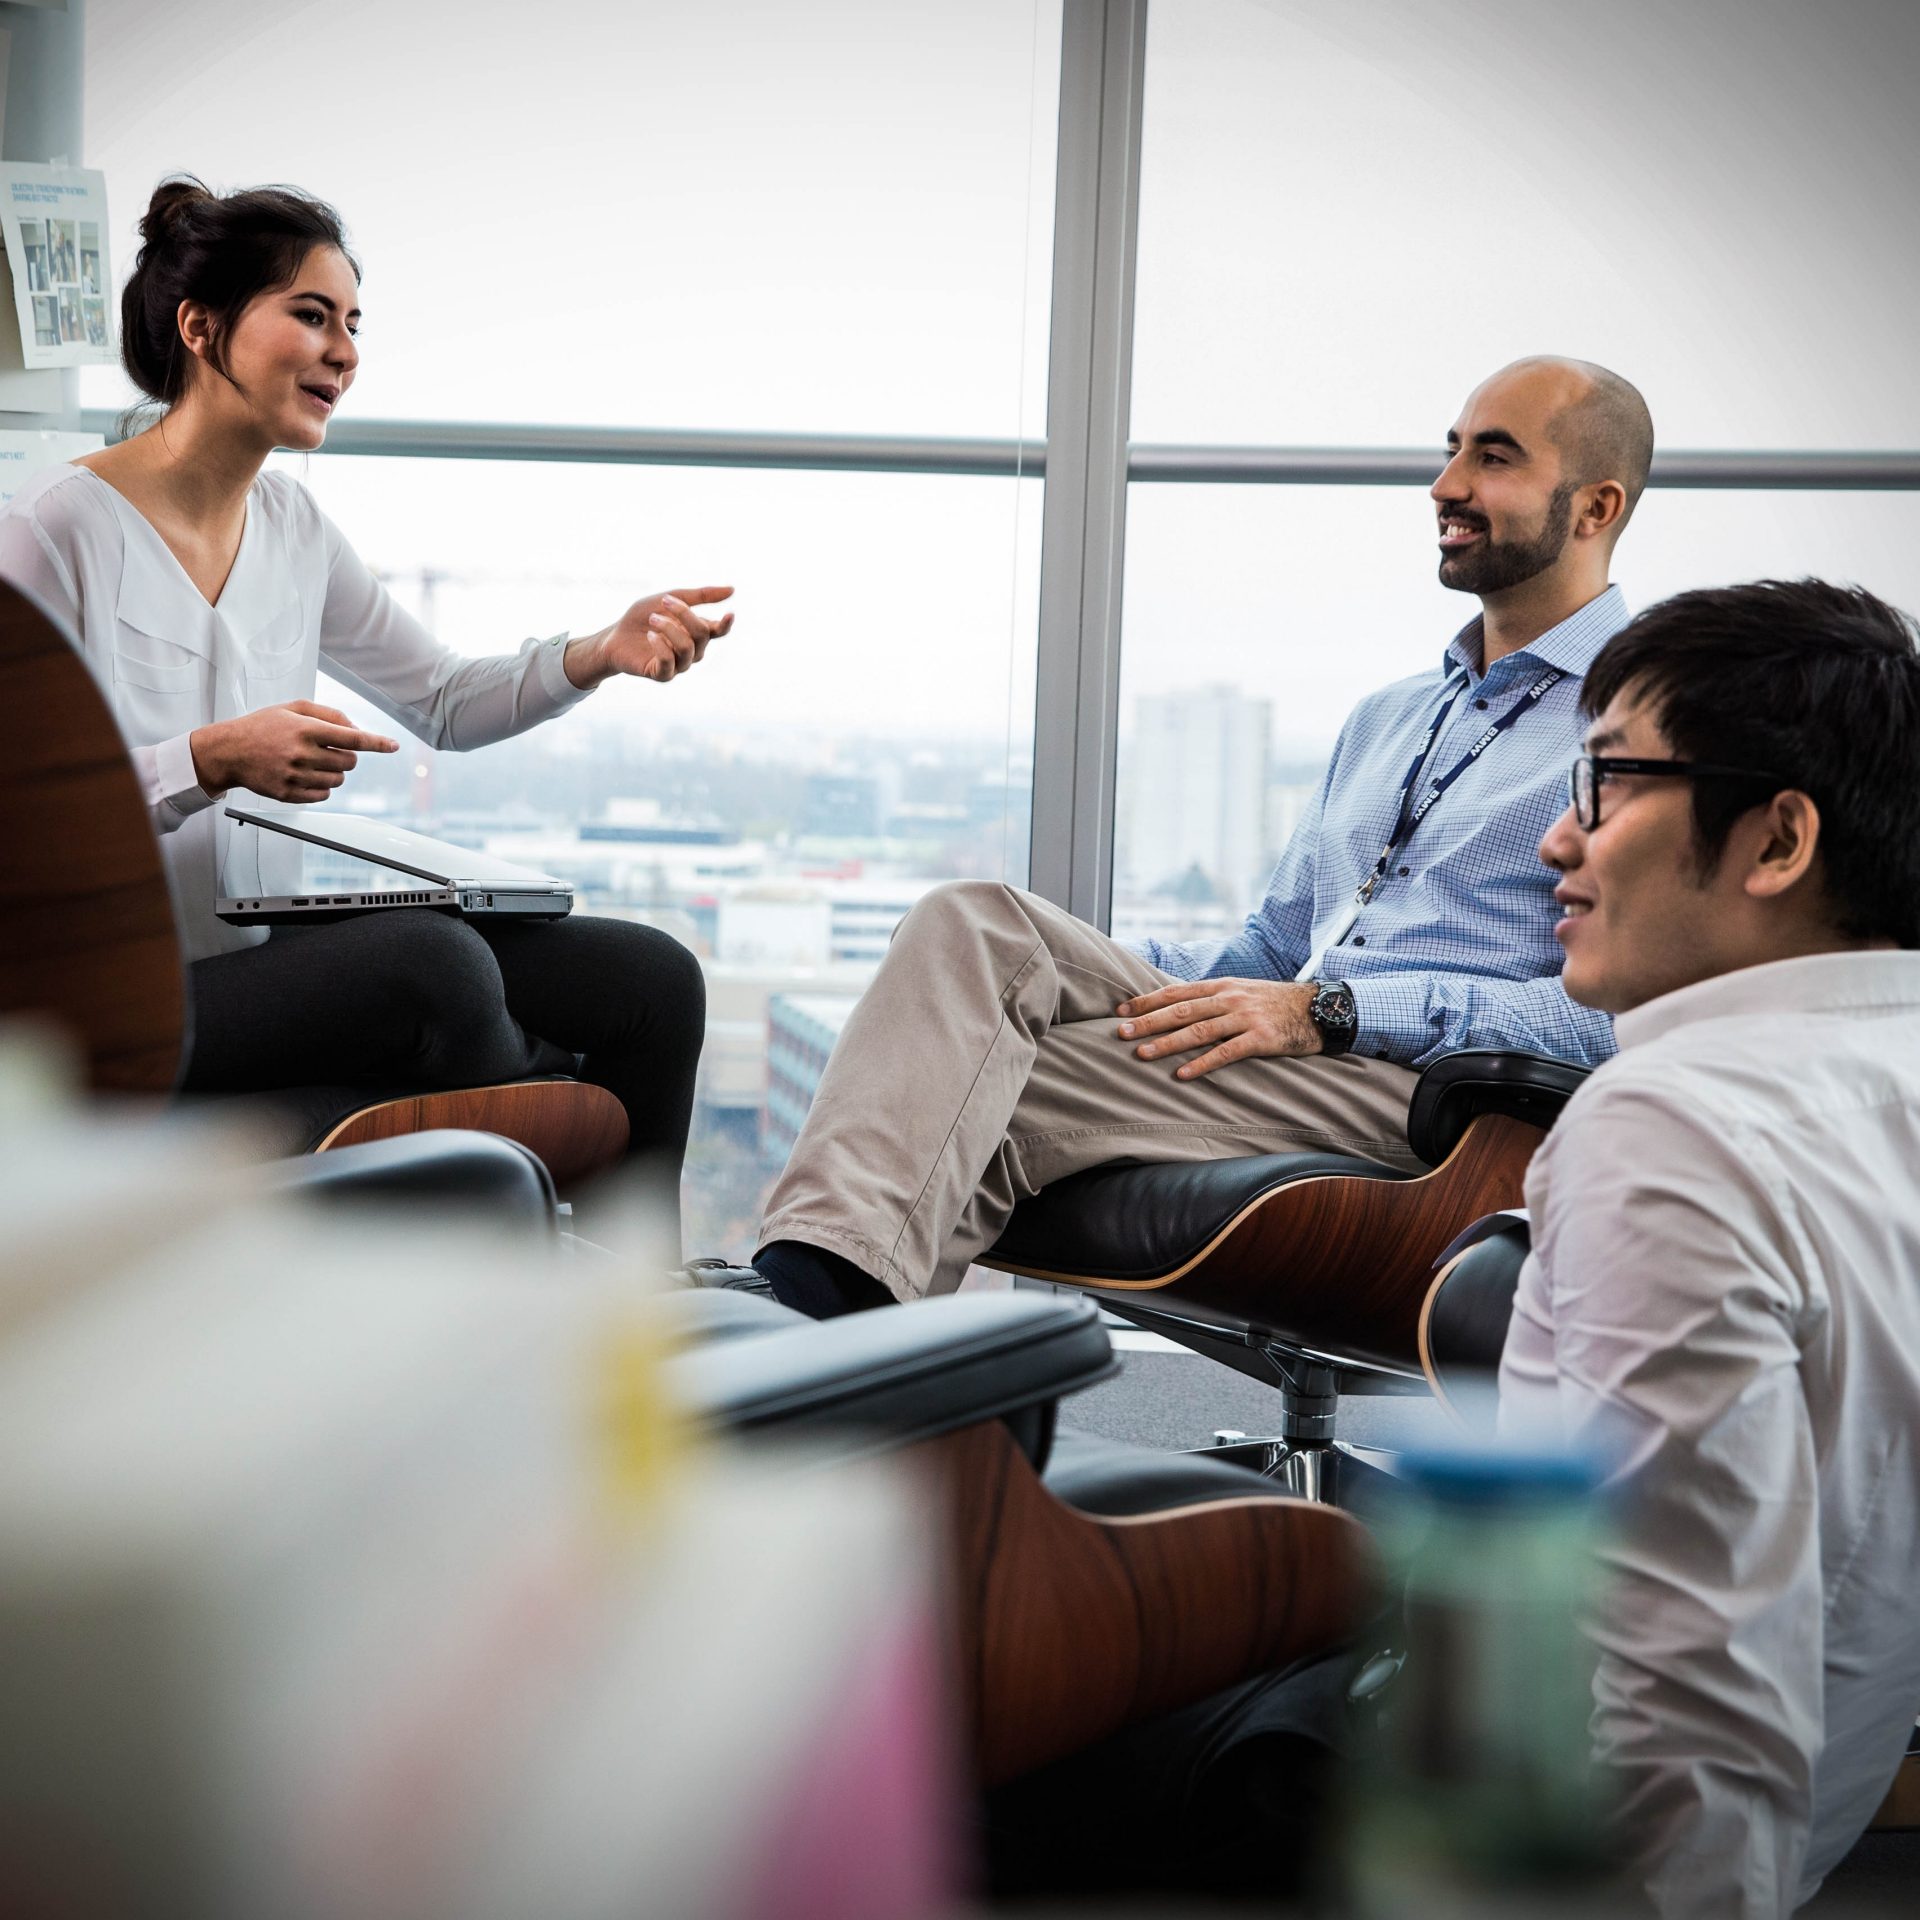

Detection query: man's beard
(1439, 481), (1576, 594)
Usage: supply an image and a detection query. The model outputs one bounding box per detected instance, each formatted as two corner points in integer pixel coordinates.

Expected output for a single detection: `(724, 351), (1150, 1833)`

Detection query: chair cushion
(265, 1129), (557, 1229)
(651, 1286), (812, 1346)
(989, 1151), (1406, 1283)
(663, 1292), (1117, 1457)
(1041, 1425), (1282, 1517)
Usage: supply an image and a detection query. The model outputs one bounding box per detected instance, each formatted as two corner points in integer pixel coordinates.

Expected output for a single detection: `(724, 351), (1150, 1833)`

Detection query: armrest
(265, 1129), (558, 1231)
(1421, 1214), (1532, 1405)
(1406, 1049), (1591, 1167)
(664, 1292), (1117, 1460)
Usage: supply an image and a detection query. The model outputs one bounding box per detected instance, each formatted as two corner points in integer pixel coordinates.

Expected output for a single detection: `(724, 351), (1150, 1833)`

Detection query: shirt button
(1397, 866), (1410, 877)
(1375, 1049), (1390, 1060)
(1352, 936), (1366, 947)
(1474, 697), (1490, 710)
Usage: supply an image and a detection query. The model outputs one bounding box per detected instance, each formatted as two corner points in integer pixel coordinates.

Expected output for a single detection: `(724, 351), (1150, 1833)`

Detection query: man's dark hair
(1582, 578), (1920, 946)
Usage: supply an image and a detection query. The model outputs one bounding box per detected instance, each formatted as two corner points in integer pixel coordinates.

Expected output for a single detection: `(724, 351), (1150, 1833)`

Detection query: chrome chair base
(1200, 1433), (1402, 1512)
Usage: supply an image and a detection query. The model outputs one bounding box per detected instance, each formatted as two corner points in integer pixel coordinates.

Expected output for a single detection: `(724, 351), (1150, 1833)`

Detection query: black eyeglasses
(1567, 754), (1784, 830)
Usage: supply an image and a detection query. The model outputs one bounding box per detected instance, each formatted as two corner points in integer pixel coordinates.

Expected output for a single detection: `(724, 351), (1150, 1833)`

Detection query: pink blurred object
(735, 1606), (962, 1920)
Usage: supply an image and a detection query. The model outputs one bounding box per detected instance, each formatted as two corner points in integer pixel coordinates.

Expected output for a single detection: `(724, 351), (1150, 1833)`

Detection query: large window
(1129, 0), (1920, 451)
(73, 0), (1920, 1257)
(1115, 0), (1920, 944)
(84, 0), (1058, 1259)
(85, 0), (1059, 436)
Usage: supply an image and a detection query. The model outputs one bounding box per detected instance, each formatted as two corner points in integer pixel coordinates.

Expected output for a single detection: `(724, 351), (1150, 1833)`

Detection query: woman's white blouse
(0, 464), (590, 962)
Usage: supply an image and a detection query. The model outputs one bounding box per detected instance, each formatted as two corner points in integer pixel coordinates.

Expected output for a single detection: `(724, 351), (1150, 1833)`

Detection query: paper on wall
(0, 254), (65, 412)
(0, 428), (100, 507)
(0, 163), (114, 370)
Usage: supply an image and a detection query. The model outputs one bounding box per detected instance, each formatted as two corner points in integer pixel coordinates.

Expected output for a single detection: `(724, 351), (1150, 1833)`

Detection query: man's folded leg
(755, 879), (1421, 1306)
(755, 879), (1169, 1306)
(934, 1015), (1422, 1296)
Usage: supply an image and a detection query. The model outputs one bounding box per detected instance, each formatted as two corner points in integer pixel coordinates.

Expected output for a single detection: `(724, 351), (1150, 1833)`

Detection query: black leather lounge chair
(981, 1050), (1588, 1502)
(269, 1126), (565, 1234)
(659, 1286), (1373, 1788)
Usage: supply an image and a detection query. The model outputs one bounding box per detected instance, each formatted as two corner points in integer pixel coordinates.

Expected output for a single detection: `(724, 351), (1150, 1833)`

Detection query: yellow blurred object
(591, 1314), (691, 1527)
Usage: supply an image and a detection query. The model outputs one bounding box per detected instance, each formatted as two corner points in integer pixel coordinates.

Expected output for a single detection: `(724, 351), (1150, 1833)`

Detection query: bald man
(734, 358), (1656, 1315)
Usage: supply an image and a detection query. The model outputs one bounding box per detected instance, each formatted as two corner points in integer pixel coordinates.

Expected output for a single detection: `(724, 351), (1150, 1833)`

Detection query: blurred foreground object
(1347, 1445), (1621, 1915)
(0, 1117), (952, 1920)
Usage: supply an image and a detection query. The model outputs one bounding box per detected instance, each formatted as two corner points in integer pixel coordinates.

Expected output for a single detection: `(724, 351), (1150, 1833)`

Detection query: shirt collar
(1614, 948), (1920, 1053)
(97, 468), (287, 649)
(1443, 583), (1630, 684)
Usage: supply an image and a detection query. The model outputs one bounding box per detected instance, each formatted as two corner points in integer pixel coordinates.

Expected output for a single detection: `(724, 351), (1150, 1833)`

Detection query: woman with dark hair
(0, 176), (727, 1221)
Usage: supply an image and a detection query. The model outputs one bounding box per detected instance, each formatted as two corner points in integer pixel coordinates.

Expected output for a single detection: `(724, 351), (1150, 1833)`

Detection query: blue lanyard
(1355, 664), (1565, 904)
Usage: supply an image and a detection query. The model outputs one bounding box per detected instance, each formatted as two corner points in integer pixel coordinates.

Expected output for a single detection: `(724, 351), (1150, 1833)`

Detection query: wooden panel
(1007, 1113), (1543, 1374)
(1417, 1247), (1475, 1420)
(315, 1078), (630, 1187)
(1871, 1753), (1920, 1831)
(915, 1418), (1370, 1787)
(0, 584), (185, 1093)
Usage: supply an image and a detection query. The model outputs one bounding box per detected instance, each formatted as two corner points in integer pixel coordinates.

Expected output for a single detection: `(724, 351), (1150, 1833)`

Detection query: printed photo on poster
(0, 164), (114, 369)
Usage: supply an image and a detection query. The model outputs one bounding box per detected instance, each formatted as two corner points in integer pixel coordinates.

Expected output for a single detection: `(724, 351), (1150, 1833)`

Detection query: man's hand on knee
(1114, 979), (1322, 1079)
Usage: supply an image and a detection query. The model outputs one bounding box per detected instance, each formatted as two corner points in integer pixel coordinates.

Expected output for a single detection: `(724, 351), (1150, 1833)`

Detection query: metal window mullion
(77, 412), (1052, 480)
(1125, 446), (1920, 488)
(1026, 0), (1148, 927)
(79, 412), (1920, 490)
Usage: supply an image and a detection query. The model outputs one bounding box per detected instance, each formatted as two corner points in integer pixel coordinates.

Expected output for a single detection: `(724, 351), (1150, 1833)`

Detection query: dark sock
(754, 1240), (894, 1319)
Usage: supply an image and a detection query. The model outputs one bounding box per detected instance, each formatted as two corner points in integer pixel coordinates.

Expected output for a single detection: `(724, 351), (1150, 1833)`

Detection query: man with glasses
(1507, 577), (1920, 1915)
(988, 579), (1920, 1910)
(734, 356), (1654, 1314)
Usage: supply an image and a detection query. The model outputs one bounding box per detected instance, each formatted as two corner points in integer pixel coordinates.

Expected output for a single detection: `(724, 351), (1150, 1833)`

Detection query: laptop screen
(250, 838), (449, 899)
(226, 805), (566, 889)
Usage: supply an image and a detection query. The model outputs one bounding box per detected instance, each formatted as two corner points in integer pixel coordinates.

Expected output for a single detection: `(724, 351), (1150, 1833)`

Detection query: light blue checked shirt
(1135, 585), (1627, 1069)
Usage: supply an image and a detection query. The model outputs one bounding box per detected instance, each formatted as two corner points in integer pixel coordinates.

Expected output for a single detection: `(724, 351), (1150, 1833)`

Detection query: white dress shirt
(0, 464), (591, 961)
(1500, 950), (1920, 1916)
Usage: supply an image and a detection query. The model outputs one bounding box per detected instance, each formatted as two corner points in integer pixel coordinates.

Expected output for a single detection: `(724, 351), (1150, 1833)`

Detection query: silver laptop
(217, 805), (573, 925)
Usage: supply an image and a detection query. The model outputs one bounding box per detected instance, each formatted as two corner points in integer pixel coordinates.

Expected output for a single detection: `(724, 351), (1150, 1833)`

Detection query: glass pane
(1112, 481), (1920, 943)
(286, 452), (1039, 1259)
(82, 0), (1059, 437)
(1132, 0), (1920, 449)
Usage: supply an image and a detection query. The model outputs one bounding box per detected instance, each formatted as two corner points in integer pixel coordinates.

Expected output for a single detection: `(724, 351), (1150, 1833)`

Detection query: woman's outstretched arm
(309, 487), (732, 751)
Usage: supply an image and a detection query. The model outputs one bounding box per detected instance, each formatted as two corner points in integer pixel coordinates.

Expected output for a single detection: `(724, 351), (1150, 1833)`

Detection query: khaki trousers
(758, 882), (1423, 1301)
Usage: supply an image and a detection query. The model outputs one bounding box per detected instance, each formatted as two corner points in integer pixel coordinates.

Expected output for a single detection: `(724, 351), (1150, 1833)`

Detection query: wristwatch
(1307, 979), (1359, 1057)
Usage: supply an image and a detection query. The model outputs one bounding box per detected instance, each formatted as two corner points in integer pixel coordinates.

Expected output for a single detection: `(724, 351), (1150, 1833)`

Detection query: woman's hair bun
(141, 176), (213, 244)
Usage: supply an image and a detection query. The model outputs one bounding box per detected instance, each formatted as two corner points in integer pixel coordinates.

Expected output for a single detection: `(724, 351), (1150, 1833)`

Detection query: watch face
(1313, 983), (1358, 1049)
